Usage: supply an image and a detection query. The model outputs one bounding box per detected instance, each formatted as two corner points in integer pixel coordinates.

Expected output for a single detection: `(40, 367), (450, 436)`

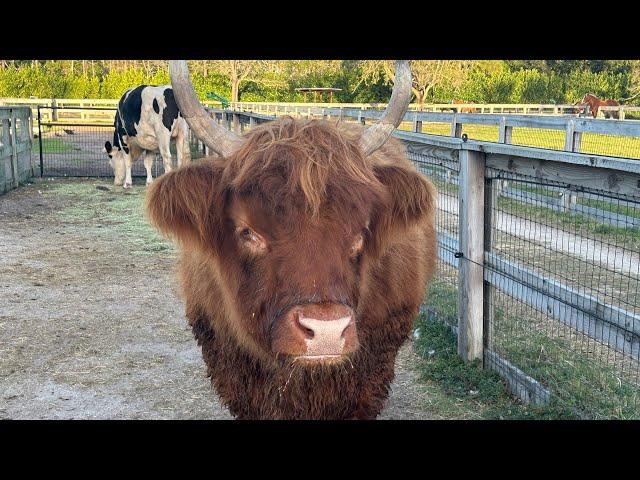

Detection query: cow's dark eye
(236, 225), (267, 253)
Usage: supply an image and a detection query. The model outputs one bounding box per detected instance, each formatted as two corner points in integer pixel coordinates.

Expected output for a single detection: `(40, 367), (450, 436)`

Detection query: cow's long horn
(169, 60), (244, 157)
(359, 60), (413, 157)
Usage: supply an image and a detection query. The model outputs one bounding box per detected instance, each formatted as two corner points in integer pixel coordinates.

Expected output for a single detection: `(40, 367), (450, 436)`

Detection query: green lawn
(398, 121), (640, 159)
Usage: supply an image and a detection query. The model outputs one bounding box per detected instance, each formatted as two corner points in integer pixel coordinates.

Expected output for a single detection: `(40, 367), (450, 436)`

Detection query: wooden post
(498, 116), (512, 144)
(458, 148), (485, 362)
(413, 112), (422, 133)
(564, 119), (581, 153)
(51, 98), (58, 122)
(249, 116), (256, 129)
(450, 114), (462, 138)
(561, 188), (577, 212)
(232, 113), (240, 133)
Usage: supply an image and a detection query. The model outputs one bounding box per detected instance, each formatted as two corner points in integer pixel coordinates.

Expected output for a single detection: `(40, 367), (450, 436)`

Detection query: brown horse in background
(452, 99), (477, 113)
(577, 93), (620, 119)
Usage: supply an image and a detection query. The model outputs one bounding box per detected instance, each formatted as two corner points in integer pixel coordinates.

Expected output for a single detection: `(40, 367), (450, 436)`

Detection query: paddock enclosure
(2, 99), (640, 418)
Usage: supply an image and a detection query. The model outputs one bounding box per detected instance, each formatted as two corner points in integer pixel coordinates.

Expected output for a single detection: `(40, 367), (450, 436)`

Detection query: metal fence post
(483, 172), (498, 364)
(37, 106), (44, 177)
(497, 117), (512, 193)
(458, 147), (485, 362)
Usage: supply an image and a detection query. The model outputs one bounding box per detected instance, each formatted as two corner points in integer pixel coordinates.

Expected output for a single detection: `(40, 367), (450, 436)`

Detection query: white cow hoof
(123, 182), (132, 189)
(146, 178), (154, 186)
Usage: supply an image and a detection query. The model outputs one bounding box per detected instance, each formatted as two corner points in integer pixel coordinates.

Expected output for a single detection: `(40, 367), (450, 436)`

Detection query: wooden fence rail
(5, 97), (640, 126)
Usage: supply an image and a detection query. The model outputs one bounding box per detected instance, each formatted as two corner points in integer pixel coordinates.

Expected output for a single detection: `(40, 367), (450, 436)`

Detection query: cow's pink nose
(298, 315), (352, 356)
(271, 303), (358, 360)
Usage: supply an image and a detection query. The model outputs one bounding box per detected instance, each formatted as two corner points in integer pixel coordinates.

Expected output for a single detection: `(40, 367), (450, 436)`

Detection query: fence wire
(485, 168), (640, 418)
(411, 144), (640, 418)
(409, 149), (460, 330)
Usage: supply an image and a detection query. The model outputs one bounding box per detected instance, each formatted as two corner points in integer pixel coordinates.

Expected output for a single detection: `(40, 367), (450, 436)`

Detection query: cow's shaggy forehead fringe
(222, 117), (388, 218)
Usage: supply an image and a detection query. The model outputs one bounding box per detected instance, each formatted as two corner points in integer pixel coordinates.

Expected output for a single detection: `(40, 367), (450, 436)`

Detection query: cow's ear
(368, 163), (436, 255)
(146, 160), (224, 252)
(104, 141), (112, 153)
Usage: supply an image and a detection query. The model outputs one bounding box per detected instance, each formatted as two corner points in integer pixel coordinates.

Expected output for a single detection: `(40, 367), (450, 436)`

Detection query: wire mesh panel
(409, 147), (460, 330)
(484, 167), (640, 418)
(37, 107), (207, 178)
(509, 127), (566, 151)
(579, 132), (640, 160)
(417, 122), (453, 137)
(460, 124), (500, 143)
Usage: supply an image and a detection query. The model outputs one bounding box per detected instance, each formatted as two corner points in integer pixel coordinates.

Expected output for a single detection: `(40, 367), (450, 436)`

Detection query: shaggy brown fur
(146, 117), (437, 419)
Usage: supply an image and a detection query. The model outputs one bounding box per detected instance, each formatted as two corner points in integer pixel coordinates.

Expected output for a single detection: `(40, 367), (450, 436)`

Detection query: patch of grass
(492, 306), (640, 419)
(577, 196), (640, 220)
(40, 179), (172, 257)
(507, 183), (640, 221)
(498, 196), (640, 251)
(413, 309), (577, 419)
(34, 137), (75, 154)
(421, 276), (640, 419)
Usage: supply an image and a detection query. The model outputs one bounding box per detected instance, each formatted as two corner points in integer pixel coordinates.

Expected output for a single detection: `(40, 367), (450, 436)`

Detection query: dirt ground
(0, 178), (434, 420)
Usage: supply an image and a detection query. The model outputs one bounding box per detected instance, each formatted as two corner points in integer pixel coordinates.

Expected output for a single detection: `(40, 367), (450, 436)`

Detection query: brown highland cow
(145, 61), (437, 419)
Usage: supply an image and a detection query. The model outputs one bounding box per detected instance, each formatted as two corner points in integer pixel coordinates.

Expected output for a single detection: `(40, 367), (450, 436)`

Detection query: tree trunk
(231, 78), (239, 102)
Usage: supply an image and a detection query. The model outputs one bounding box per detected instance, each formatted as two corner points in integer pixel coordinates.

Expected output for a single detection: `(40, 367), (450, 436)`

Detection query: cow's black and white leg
(113, 155), (126, 186)
(143, 151), (155, 185)
(123, 145), (143, 189)
(159, 143), (173, 175)
(175, 129), (191, 168)
(123, 152), (134, 188)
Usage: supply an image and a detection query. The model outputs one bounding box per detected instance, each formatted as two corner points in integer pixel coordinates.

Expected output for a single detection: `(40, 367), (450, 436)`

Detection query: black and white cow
(104, 85), (190, 187)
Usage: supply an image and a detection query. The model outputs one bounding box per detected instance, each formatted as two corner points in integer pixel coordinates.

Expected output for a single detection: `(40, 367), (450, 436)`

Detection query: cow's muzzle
(271, 303), (358, 363)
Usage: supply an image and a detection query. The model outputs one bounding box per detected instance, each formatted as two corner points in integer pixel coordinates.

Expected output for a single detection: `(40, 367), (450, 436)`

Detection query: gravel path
(0, 179), (433, 420)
